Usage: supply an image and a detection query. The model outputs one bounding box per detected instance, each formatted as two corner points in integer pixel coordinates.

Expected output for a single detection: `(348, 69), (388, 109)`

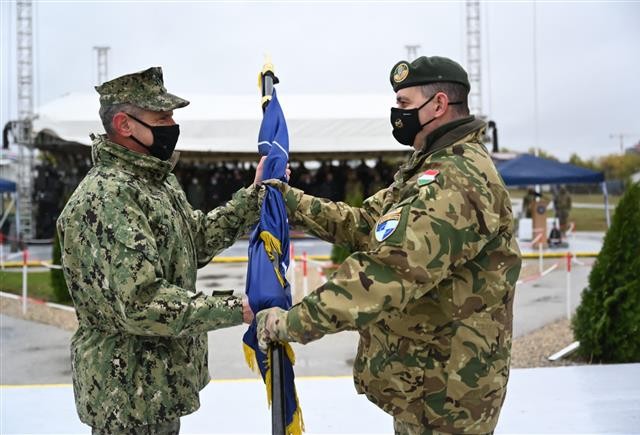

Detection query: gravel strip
(0, 297), (78, 332)
(511, 318), (580, 368)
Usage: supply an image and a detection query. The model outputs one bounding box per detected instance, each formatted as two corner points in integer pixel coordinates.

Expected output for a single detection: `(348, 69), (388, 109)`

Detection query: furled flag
(242, 84), (304, 434)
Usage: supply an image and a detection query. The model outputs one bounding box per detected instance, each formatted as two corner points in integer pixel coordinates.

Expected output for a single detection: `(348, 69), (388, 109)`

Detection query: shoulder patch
(375, 209), (402, 242)
(417, 169), (440, 186)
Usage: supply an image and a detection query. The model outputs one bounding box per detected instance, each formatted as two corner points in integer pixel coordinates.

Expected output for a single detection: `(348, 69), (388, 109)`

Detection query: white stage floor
(1, 363), (638, 434)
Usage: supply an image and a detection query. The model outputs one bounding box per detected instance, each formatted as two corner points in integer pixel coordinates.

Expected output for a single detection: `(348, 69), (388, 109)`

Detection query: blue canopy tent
(0, 178), (18, 250)
(0, 178), (16, 193)
(496, 154), (610, 226)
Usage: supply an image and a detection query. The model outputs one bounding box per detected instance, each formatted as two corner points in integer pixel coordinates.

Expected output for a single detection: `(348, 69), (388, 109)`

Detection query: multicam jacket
(277, 117), (521, 433)
(57, 135), (262, 431)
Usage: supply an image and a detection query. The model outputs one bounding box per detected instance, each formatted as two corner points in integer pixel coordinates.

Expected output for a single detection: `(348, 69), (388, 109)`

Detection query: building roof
(33, 92), (408, 158)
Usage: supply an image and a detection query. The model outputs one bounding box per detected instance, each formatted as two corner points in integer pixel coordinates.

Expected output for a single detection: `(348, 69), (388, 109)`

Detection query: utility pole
(609, 133), (635, 154)
(15, 0), (35, 241)
(404, 44), (420, 61)
(532, 2), (539, 158)
(93, 46), (110, 85)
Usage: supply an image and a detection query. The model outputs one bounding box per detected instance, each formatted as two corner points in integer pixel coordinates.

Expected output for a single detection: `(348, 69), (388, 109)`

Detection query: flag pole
(259, 58), (286, 435)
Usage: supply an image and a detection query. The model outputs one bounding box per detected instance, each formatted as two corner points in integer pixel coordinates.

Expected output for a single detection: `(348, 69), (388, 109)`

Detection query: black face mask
(389, 94), (437, 146)
(390, 95), (463, 146)
(126, 113), (180, 161)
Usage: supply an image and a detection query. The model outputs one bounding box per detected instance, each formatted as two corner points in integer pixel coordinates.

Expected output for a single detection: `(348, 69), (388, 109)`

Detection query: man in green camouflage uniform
(553, 186), (572, 235)
(257, 56), (521, 434)
(57, 67), (264, 434)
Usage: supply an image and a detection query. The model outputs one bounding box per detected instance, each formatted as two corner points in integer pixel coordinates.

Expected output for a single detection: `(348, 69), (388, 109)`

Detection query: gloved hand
(256, 307), (290, 353)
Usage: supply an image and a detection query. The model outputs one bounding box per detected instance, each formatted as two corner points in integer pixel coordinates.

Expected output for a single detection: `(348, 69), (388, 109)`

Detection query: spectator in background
(344, 169), (364, 206)
(522, 187), (539, 218)
(186, 176), (206, 210)
(554, 185), (572, 235)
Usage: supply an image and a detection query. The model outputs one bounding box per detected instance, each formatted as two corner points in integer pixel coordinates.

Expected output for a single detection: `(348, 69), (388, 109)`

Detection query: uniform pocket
(354, 328), (426, 424)
(444, 319), (509, 430)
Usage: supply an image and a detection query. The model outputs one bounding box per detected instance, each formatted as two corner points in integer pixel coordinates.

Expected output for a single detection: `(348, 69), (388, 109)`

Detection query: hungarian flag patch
(417, 169), (440, 186)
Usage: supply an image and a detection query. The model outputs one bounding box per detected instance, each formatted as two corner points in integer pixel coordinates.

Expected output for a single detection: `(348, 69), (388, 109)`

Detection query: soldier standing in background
(522, 187), (537, 219)
(257, 56), (521, 434)
(554, 185), (572, 235)
(57, 67), (264, 434)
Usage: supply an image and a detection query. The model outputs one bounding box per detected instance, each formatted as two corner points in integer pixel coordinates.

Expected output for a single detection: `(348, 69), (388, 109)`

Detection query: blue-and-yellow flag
(243, 87), (303, 434)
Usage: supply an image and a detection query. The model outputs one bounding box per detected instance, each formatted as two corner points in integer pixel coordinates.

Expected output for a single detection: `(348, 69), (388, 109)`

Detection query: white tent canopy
(33, 92), (406, 156)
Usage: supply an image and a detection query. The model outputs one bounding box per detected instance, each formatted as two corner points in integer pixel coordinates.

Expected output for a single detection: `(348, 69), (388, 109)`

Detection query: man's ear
(435, 92), (449, 117)
(112, 112), (132, 137)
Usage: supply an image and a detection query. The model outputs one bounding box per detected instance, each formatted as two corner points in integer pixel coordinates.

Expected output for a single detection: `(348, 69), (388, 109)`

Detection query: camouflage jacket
(276, 117), (521, 433)
(57, 136), (263, 430)
(554, 191), (572, 213)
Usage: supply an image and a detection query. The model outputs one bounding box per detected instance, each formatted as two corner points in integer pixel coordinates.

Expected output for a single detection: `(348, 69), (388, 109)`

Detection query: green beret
(95, 66), (189, 111)
(389, 56), (470, 92)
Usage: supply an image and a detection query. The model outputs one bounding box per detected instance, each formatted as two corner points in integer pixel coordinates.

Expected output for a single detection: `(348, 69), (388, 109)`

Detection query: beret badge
(393, 63), (409, 83)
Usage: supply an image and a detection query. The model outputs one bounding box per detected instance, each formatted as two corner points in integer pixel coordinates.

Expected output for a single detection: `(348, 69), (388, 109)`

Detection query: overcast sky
(1, 1), (639, 161)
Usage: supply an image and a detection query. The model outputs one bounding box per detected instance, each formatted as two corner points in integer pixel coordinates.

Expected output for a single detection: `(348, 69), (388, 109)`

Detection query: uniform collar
(395, 116), (487, 184)
(90, 133), (178, 183)
(421, 115), (484, 156)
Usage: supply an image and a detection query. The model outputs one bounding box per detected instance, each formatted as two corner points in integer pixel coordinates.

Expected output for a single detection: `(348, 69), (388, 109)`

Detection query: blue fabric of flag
(243, 90), (303, 433)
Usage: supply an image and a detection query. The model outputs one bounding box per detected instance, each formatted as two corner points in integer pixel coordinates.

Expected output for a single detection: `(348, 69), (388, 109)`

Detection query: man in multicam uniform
(553, 186), (572, 235)
(257, 56), (522, 434)
(57, 67), (264, 434)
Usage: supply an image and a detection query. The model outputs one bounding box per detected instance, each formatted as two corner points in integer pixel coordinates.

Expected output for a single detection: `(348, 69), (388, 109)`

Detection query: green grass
(509, 189), (617, 231)
(509, 189), (621, 206)
(569, 208), (611, 232)
(0, 270), (59, 302)
(571, 193), (620, 205)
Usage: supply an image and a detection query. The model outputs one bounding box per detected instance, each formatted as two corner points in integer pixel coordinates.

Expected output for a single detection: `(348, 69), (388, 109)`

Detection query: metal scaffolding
(93, 46), (110, 85)
(15, 0), (35, 241)
(466, 0), (483, 117)
(404, 44), (421, 61)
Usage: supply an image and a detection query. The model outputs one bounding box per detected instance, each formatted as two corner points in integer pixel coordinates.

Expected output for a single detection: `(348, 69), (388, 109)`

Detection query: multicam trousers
(393, 418), (493, 435)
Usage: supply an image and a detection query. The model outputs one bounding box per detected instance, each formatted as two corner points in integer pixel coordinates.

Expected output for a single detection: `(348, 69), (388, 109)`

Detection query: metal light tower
(16, 0), (33, 141)
(93, 46), (110, 85)
(465, 0), (483, 117)
(15, 0), (35, 241)
(405, 44), (421, 61)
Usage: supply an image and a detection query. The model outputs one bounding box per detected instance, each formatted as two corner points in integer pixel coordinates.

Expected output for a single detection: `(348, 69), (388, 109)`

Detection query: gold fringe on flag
(259, 230), (286, 286)
(243, 342), (259, 373)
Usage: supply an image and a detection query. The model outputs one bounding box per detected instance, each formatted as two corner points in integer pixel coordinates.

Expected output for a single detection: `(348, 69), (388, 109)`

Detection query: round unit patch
(375, 209), (402, 242)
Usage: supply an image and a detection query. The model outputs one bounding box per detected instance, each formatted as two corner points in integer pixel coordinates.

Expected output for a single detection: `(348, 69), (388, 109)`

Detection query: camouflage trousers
(556, 211), (569, 232)
(393, 418), (493, 435)
(92, 419), (180, 435)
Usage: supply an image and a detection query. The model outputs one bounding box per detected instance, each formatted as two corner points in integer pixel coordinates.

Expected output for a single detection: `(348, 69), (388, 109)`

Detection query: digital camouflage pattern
(269, 117), (521, 433)
(91, 418), (180, 435)
(95, 66), (190, 111)
(57, 135), (263, 431)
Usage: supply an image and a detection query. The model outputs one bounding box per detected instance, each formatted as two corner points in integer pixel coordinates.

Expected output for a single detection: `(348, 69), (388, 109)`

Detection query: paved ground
(0, 314), (73, 385)
(2, 364), (639, 434)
